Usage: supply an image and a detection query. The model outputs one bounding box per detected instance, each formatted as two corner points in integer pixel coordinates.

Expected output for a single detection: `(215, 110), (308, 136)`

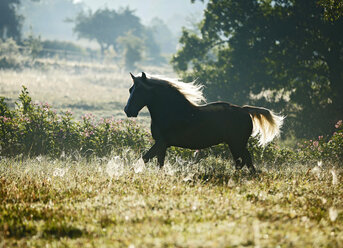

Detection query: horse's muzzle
(124, 106), (138, 117)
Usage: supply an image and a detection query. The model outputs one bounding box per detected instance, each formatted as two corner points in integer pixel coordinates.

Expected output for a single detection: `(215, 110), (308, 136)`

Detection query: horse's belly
(166, 124), (226, 149)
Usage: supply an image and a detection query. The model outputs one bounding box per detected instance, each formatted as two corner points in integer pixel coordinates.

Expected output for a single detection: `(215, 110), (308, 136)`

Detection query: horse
(124, 72), (284, 173)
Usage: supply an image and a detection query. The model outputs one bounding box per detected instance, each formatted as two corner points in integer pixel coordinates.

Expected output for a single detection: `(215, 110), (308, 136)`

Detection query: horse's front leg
(142, 140), (167, 167)
(156, 144), (167, 168)
(142, 143), (158, 163)
(142, 142), (167, 168)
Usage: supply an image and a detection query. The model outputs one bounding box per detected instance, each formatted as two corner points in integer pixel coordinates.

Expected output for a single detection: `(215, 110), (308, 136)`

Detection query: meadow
(1, 58), (343, 247)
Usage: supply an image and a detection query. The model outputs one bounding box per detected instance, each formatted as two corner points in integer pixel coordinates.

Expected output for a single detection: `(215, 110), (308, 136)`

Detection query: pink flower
(335, 120), (342, 129)
(313, 141), (319, 147)
(1, 116), (11, 123)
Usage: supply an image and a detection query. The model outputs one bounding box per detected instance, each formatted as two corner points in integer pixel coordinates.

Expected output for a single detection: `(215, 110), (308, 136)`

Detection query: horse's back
(199, 101), (251, 124)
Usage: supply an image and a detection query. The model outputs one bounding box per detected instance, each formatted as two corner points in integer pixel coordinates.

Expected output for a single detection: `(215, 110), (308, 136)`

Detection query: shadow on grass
(172, 159), (260, 186)
(42, 221), (83, 239)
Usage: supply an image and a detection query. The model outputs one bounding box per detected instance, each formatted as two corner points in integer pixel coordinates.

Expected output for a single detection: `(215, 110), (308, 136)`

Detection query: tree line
(0, 0), (174, 69)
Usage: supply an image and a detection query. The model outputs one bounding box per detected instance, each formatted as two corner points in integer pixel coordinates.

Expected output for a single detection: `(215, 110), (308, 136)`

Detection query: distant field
(1, 157), (342, 247)
(0, 58), (176, 122)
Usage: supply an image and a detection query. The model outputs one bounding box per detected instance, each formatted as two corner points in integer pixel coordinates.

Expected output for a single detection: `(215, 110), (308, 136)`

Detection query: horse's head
(124, 72), (153, 117)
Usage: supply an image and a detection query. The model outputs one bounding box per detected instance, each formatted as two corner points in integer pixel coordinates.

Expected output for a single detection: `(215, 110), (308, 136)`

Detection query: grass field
(1, 59), (342, 247)
(1, 157), (342, 247)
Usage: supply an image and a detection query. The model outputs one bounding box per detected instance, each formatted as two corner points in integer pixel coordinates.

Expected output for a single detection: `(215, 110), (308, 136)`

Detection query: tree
(318, 0), (343, 21)
(149, 17), (178, 54)
(172, 0), (343, 138)
(0, 0), (23, 41)
(117, 31), (144, 70)
(73, 7), (143, 55)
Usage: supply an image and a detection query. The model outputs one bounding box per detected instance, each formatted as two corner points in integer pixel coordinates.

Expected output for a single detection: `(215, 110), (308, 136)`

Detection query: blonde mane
(143, 73), (206, 106)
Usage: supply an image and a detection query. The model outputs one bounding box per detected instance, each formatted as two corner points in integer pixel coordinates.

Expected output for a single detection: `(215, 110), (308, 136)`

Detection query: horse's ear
(141, 72), (147, 81)
(130, 72), (135, 80)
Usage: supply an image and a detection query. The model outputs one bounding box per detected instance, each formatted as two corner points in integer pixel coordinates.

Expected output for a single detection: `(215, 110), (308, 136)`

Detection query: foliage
(23, 30), (43, 61)
(72, 7), (163, 63)
(318, 0), (343, 21)
(72, 7), (143, 55)
(0, 86), (151, 158)
(297, 120), (343, 162)
(0, 38), (23, 69)
(172, 0), (343, 138)
(117, 32), (144, 70)
(0, 0), (23, 41)
(149, 17), (178, 55)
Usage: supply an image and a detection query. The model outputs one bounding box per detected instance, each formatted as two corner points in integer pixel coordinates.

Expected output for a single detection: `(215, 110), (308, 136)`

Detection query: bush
(296, 120), (343, 162)
(0, 38), (23, 69)
(0, 86), (151, 158)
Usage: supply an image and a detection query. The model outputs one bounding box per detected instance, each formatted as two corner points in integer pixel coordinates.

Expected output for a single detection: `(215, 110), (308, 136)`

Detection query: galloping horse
(124, 72), (284, 173)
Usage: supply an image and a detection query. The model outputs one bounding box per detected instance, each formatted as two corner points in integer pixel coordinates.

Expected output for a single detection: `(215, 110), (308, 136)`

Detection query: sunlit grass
(1, 155), (342, 247)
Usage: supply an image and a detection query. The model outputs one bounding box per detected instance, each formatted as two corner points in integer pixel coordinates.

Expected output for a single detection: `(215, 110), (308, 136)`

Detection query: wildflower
(335, 120), (342, 129)
(313, 141), (319, 147)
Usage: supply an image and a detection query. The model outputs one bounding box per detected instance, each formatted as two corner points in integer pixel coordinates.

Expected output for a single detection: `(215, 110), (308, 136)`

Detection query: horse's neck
(147, 92), (194, 123)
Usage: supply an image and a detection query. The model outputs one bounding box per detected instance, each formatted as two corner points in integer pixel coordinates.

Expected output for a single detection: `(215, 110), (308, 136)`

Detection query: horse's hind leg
(242, 147), (256, 174)
(228, 144), (256, 174)
(228, 144), (245, 170)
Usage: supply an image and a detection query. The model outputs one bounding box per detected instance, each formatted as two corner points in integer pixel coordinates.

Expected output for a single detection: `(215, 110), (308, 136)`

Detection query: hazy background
(20, 0), (206, 48)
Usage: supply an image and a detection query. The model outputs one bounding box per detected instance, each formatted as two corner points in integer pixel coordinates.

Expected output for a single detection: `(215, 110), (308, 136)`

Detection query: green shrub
(297, 120), (343, 162)
(0, 38), (23, 69)
(0, 86), (151, 158)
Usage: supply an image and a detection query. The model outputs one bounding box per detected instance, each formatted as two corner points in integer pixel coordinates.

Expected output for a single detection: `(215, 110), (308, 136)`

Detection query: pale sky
(21, 0), (207, 43)
(74, 0), (207, 33)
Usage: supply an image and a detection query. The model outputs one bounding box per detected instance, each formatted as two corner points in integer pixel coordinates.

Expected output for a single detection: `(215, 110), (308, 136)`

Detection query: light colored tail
(243, 105), (284, 146)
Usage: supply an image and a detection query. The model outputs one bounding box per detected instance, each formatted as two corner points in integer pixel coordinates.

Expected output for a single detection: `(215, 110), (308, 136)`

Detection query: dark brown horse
(124, 72), (284, 173)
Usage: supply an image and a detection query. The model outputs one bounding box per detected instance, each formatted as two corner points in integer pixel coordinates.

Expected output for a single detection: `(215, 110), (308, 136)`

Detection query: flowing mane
(143, 73), (206, 106)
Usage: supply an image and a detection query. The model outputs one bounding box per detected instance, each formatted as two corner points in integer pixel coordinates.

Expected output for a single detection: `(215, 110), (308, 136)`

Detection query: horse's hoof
(249, 167), (257, 175)
(249, 168), (261, 177)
